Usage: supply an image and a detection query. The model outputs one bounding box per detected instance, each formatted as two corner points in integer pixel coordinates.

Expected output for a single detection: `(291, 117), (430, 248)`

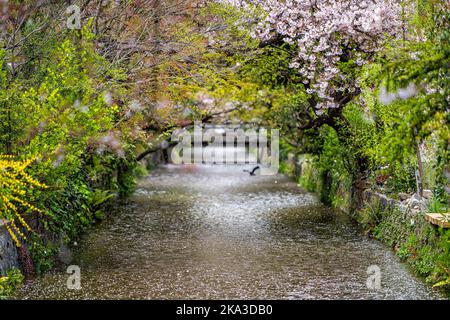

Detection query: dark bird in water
(243, 166), (260, 176)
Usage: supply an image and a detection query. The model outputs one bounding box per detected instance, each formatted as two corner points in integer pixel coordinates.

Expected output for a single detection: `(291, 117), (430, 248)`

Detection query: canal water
(16, 165), (442, 299)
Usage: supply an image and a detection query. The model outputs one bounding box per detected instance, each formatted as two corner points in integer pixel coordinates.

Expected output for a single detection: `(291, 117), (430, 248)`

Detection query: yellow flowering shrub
(0, 155), (46, 247)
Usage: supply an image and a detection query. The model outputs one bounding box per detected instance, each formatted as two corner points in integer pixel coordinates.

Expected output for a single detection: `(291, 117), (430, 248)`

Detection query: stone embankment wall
(285, 153), (435, 214)
(0, 220), (19, 275)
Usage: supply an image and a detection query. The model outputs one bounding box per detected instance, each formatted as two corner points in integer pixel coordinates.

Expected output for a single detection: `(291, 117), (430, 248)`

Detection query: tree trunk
(149, 0), (162, 111)
(414, 128), (424, 198)
(415, 142), (424, 198)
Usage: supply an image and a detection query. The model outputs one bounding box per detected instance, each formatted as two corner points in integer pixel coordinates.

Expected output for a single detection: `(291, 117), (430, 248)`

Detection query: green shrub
(0, 268), (24, 299)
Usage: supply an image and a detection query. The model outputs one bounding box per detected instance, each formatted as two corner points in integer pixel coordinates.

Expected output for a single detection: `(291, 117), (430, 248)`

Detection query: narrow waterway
(17, 165), (442, 299)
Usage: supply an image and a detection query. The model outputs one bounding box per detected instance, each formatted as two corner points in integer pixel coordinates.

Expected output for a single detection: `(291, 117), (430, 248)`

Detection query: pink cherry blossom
(219, 0), (405, 114)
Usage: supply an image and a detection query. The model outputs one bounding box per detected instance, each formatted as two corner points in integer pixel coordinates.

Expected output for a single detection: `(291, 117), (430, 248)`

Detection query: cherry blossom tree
(219, 0), (405, 128)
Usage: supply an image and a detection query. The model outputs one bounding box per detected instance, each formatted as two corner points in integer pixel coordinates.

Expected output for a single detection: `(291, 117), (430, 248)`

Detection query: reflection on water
(16, 165), (443, 299)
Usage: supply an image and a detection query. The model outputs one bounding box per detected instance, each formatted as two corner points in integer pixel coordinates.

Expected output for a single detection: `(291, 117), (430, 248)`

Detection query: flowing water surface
(16, 165), (443, 299)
